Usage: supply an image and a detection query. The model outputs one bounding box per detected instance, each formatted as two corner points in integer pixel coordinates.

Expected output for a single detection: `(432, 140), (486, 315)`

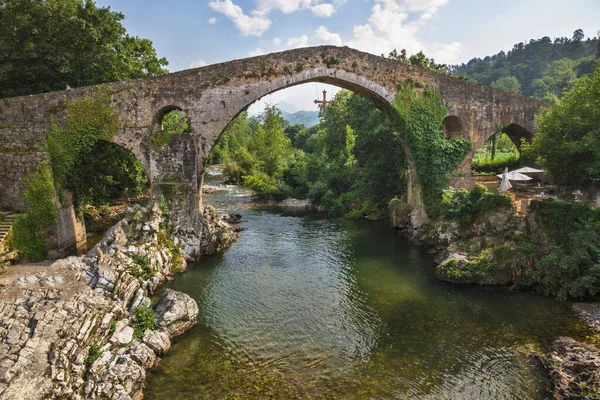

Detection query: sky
(97, 0), (600, 112)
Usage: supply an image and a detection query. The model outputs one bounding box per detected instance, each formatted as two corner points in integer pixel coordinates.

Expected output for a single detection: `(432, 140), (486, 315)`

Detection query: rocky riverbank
(391, 201), (600, 399)
(534, 304), (600, 400)
(0, 201), (236, 399)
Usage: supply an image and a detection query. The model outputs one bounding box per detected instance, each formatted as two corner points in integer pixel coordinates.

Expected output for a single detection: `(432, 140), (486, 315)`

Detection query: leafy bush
(132, 305), (156, 341)
(472, 152), (520, 174)
(9, 215), (47, 261)
(129, 254), (154, 280)
(22, 163), (57, 230)
(526, 201), (600, 299)
(84, 344), (103, 366)
(441, 183), (512, 225)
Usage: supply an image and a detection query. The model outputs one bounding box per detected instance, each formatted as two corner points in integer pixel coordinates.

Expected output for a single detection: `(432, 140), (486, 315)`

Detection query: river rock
(540, 337), (600, 399)
(142, 330), (171, 355)
(154, 289), (199, 337)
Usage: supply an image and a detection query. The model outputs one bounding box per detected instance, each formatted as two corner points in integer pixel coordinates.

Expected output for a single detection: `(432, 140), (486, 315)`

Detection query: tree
(0, 0), (168, 98)
(248, 105), (292, 177)
(491, 76), (522, 94)
(573, 29), (585, 42)
(524, 62), (600, 184)
(531, 58), (578, 101)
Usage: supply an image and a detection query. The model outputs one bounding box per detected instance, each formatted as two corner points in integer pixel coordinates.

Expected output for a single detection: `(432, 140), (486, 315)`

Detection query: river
(145, 170), (591, 399)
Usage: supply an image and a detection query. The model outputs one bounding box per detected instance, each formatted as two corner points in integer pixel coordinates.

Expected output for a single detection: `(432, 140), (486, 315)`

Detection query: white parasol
(512, 166), (545, 174)
(497, 170), (534, 181)
(499, 167), (512, 192)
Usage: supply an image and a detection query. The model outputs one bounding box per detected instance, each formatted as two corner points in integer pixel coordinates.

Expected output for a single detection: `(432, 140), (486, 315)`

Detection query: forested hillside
(449, 29), (599, 101)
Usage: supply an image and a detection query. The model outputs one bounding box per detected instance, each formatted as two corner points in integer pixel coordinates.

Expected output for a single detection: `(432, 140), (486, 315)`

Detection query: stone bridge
(0, 45), (544, 255)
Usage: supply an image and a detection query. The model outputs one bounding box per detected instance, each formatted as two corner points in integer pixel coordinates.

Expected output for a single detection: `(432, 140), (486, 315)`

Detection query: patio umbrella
(512, 166), (544, 174)
(496, 170), (534, 181)
(499, 168), (512, 192)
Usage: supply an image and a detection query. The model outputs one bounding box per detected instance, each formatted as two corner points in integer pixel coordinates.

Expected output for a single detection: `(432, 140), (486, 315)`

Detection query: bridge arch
(442, 115), (466, 139)
(501, 123), (534, 151)
(202, 66), (396, 150)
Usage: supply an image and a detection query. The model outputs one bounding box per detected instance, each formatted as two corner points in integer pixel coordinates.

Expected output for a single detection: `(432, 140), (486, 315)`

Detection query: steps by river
(0, 212), (17, 244)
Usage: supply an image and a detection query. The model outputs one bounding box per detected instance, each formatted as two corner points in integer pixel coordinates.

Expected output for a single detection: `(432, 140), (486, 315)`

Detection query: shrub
(441, 183), (512, 225)
(129, 254), (154, 280)
(132, 305), (156, 341)
(9, 215), (47, 261)
(84, 344), (103, 366)
(526, 201), (600, 299)
(471, 152), (520, 174)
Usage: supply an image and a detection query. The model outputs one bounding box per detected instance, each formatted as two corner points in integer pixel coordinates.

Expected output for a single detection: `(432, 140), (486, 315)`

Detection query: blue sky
(97, 0), (600, 111)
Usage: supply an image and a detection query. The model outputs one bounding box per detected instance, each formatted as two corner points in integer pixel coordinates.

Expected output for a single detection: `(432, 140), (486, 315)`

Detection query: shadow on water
(146, 175), (591, 399)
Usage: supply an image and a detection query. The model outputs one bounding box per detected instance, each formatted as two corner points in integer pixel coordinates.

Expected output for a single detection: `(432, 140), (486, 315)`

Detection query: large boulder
(154, 289), (199, 337)
(540, 337), (600, 400)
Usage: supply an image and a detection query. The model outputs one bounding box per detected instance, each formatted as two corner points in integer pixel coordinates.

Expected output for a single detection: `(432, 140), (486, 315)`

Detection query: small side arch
(152, 105), (185, 132)
(442, 115), (466, 139)
(501, 123), (534, 151)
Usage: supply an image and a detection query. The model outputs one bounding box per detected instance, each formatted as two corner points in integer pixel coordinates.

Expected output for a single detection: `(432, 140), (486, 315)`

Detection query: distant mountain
(280, 109), (320, 128)
(276, 101), (298, 114)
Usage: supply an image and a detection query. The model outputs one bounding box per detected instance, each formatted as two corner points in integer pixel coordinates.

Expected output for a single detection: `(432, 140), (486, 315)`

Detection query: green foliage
(213, 89), (410, 218)
(22, 163), (57, 231)
(9, 215), (47, 262)
(162, 110), (191, 134)
(472, 133), (520, 174)
(149, 130), (173, 149)
(129, 254), (154, 280)
(441, 184), (512, 225)
(391, 83), (472, 217)
(491, 75), (522, 94)
(150, 109), (191, 149)
(132, 305), (156, 341)
(108, 319), (117, 335)
(0, 0), (168, 98)
(523, 62), (600, 185)
(248, 105), (293, 177)
(387, 49), (448, 74)
(46, 90), (120, 195)
(531, 58), (578, 101)
(72, 141), (148, 211)
(450, 30), (598, 97)
(527, 201), (600, 299)
(84, 344), (103, 366)
(9, 163), (58, 261)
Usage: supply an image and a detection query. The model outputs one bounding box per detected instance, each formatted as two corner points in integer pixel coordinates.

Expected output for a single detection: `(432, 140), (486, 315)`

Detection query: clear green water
(145, 180), (591, 399)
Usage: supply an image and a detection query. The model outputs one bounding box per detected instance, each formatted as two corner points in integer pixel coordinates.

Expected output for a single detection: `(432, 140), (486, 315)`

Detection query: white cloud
(431, 41), (464, 64)
(248, 47), (266, 56)
(189, 60), (208, 68)
(347, 2), (421, 56)
(314, 26), (343, 45)
(208, 0), (271, 37)
(208, 17), (217, 24)
(383, 0), (448, 13)
(273, 38), (282, 45)
(311, 4), (335, 17)
(255, 0), (312, 15)
(287, 35), (309, 49)
(344, 0), (451, 57)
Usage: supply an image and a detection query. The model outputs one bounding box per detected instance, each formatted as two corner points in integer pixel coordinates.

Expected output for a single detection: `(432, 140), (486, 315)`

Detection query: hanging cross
(314, 90), (329, 116)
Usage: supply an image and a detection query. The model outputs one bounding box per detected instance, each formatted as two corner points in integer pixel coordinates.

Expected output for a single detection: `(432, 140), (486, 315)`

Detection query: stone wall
(0, 201), (236, 399)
